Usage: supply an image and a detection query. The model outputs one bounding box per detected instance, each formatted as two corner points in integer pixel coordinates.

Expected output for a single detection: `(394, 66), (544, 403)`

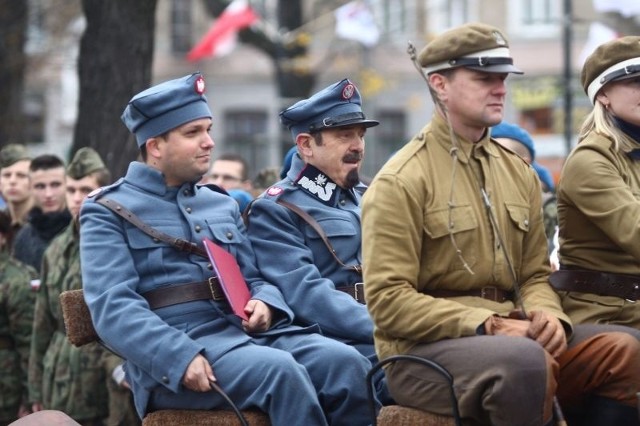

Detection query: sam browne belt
(336, 283), (365, 304)
(142, 278), (226, 310)
(425, 286), (513, 303)
(549, 269), (640, 301)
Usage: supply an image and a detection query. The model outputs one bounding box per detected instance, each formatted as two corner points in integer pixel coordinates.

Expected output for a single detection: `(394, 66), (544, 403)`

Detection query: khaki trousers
(386, 324), (640, 426)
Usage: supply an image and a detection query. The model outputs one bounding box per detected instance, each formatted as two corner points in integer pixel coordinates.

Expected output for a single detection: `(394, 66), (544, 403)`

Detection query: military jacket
(361, 114), (570, 361)
(557, 133), (640, 274)
(79, 162), (300, 417)
(247, 155), (373, 344)
(28, 223), (109, 419)
(0, 252), (37, 420)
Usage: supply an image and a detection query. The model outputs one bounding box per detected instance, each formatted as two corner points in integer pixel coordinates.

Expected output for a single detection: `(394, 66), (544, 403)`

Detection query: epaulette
(86, 177), (125, 201)
(491, 139), (531, 166)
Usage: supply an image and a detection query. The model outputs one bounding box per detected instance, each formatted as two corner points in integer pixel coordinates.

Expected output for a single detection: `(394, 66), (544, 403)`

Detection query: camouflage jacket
(28, 223), (110, 420)
(0, 251), (37, 419)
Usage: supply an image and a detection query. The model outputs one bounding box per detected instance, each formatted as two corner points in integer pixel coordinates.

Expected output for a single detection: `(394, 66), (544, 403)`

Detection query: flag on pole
(187, 0), (259, 62)
(334, 1), (380, 47)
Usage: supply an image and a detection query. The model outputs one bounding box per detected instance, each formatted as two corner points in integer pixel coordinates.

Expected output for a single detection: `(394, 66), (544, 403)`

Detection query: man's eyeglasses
(210, 173), (242, 182)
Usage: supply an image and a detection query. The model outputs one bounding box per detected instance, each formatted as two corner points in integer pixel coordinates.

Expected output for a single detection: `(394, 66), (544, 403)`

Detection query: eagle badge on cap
(492, 31), (507, 46)
(341, 82), (355, 100)
(195, 75), (206, 94)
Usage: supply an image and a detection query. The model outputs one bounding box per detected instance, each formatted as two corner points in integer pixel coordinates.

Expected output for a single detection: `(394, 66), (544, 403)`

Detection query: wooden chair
(59, 289), (270, 426)
(60, 289), (458, 426)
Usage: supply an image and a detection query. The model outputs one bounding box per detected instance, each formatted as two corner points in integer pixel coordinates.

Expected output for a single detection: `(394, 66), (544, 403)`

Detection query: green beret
(0, 144), (30, 169)
(581, 36), (640, 104)
(418, 23), (522, 75)
(66, 147), (106, 179)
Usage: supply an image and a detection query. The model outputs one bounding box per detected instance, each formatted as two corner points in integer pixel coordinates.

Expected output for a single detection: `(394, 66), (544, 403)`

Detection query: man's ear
(296, 133), (314, 158)
(428, 73), (448, 101)
(145, 137), (162, 160)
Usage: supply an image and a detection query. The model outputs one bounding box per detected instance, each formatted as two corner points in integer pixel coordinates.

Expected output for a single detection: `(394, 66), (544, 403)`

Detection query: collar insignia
(295, 164), (338, 205)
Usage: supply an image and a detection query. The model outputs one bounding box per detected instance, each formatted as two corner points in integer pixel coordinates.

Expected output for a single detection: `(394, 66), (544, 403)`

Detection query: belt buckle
(480, 286), (499, 302)
(354, 282), (364, 303)
(208, 277), (225, 301)
(625, 283), (639, 304)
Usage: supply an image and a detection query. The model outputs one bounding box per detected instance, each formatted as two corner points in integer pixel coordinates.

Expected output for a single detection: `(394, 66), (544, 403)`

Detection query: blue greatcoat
(247, 154), (374, 353)
(79, 162), (372, 425)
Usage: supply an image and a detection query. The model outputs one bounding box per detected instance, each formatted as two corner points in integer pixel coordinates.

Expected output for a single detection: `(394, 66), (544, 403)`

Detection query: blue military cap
(280, 78), (379, 139)
(121, 72), (212, 147)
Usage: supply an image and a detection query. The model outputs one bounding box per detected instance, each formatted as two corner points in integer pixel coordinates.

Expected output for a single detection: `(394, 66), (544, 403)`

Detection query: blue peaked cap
(121, 72), (212, 147)
(280, 78), (379, 139)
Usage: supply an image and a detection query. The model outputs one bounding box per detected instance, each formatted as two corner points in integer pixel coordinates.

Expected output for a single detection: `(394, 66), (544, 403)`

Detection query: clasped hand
(484, 310), (567, 357)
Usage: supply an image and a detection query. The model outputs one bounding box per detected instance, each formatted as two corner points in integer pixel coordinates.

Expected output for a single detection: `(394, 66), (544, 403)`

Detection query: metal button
(195, 225), (202, 233)
(183, 189), (190, 196)
(207, 263), (213, 270)
(162, 376), (169, 384)
(226, 232), (233, 240)
(340, 199), (346, 205)
(523, 219), (529, 226)
(186, 207), (192, 214)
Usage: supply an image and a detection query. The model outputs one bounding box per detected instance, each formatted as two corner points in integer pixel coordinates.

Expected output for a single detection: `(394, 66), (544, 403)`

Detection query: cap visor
(327, 119), (380, 129)
(466, 64), (524, 74)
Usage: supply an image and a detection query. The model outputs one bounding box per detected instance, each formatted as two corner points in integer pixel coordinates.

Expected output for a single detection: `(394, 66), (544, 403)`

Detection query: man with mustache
(246, 79), (391, 405)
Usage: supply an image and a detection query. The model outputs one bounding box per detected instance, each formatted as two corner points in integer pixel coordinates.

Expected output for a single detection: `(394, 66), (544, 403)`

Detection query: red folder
(203, 238), (251, 321)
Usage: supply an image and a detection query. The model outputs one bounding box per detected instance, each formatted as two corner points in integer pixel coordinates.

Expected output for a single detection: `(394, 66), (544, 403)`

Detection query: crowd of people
(2, 22), (640, 426)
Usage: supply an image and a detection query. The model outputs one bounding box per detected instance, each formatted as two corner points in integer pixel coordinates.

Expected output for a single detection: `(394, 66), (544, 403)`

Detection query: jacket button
(207, 263), (213, 270)
(162, 376), (169, 384)
(186, 207), (192, 214)
(195, 225), (202, 233)
(523, 219), (529, 226)
(226, 232), (233, 240)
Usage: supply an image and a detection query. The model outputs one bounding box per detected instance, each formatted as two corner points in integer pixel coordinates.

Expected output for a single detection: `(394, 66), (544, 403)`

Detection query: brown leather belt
(142, 278), (226, 310)
(336, 283), (365, 304)
(0, 336), (14, 350)
(425, 286), (513, 303)
(549, 269), (640, 301)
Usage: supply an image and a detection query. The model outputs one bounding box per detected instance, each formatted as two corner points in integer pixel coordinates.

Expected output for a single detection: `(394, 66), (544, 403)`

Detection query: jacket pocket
(505, 202), (530, 233)
(424, 204), (477, 239)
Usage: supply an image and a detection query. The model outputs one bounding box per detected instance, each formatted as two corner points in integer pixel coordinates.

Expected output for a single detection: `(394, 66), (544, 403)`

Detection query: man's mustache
(343, 152), (363, 163)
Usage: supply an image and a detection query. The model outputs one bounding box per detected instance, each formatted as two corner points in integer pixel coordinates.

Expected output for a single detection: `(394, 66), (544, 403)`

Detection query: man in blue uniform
(246, 79), (390, 403)
(79, 72), (373, 425)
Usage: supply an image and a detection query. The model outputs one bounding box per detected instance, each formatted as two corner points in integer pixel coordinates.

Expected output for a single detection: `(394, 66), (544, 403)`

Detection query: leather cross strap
(425, 287), (513, 303)
(142, 279), (226, 310)
(96, 198), (208, 259)
(549, 269), (640, 301)
(276, 199), (362, 275)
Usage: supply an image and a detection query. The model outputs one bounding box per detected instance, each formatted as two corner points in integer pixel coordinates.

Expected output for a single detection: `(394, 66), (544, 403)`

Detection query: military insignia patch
(342, 82), (355, 100)
(295, 164), (338, 205)
(195, 75), (206, 94)
(267, 186), (283, 196)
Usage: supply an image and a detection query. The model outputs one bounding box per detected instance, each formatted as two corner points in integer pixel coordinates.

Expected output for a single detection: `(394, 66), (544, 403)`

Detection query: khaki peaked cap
(582, 36), (640, 104)
(418, 22), (522, 75)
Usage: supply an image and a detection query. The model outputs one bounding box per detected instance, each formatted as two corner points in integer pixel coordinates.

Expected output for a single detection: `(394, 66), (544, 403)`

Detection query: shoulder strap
(96, 198), (208, 259)
(276, 199), (362, 274)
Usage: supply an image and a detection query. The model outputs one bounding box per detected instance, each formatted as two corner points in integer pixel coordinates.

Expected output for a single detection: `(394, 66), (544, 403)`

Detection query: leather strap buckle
(480, 286), (504, 302)
(208, 277), (225, 301)
(354, 282), (364, 303)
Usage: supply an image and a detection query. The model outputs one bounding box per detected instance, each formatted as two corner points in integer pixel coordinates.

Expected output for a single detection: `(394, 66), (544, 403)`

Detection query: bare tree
(71, 0), (157, 177)
(0, 0), (28, 147)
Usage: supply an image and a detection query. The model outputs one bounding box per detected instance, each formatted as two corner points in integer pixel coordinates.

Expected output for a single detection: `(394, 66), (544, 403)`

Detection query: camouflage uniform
(28, 223), (137, 424)
(0, 252), (37, 424)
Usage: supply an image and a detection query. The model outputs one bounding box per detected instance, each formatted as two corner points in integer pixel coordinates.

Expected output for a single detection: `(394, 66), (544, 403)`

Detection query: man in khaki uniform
(362, 23), (640, 426)
(553, 36), (640, 332)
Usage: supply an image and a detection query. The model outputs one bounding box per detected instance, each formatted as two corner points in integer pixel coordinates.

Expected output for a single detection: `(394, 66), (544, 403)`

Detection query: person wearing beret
(79, 72), (373, 425)
(361, 22), (640, 425)
(553, 37), (640, 333)
(0, 144), (33, 251)
(245, 79), (391, 405)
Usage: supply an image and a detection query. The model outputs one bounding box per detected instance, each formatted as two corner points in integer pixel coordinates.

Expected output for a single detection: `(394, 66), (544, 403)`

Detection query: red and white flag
(334, 1), (380, 48)
(187, 0), (259, 62)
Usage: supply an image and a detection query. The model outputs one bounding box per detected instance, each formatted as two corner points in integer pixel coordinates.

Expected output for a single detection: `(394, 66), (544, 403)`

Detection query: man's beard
(344, 168), (360, 189)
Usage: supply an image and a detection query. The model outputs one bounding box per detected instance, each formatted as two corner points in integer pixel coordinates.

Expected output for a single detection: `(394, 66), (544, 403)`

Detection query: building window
(508, 0), (561, 38)
(171, 0), (192, 54)
(364, 109), (406, 177)
(223, 110), (269, 173)
(428, 0), (478, 34)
